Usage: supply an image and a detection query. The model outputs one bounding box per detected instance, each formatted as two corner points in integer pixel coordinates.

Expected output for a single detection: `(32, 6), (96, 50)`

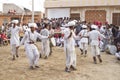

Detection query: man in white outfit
(40, 23), (50, 59)
(20, 23), (49, 69)
(88, 25), (105, 64)
(49, 24), (55, 55)
(78, 25), (88, 57)
(63, 21), (77, 72)
(8, 20), (22, 60)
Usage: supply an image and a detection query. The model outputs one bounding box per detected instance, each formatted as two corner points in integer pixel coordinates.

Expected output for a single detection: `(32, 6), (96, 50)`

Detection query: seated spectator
(112, 26), (119, 46)
(1, 31), (8, 40)
(0, 33), (2, 46)
(1, 31), (9, 45)
(116, 30), (120, 44)
(115, 43), (120, 60)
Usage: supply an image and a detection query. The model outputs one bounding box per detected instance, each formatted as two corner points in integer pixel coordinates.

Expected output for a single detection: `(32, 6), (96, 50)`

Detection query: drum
(105, 44), (117, 55)
(50, 37), (56, 47)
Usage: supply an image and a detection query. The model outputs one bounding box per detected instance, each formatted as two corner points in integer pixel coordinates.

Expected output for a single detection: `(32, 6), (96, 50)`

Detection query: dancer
(8, 20), (22, 60)
(78, 25), (88, 57)
(63, 21), (77, 72)
(20, 23), (49, 69)
(88, 25), (105, 64)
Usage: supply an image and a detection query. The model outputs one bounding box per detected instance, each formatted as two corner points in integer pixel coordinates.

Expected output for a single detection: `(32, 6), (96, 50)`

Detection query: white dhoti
(10, 42), (19, 56)
(41, 39), (50, 57)
(91, 45), (100, 56)
(63, 28), (77, 70)
(11, 44), (17, 56)
(25, 44), (39, 66)
(20, 30), (48, 67)
(8, 26), (22, 57)
(79, 38), (88, 51)
(80, 43), (88, 51)
(65, 47), (76, 69)
(64, 38), (76, 69)
(90, 40), (100, 56)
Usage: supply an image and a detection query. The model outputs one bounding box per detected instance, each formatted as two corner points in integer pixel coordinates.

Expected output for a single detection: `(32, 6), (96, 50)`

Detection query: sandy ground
(0, 42), (120, 80)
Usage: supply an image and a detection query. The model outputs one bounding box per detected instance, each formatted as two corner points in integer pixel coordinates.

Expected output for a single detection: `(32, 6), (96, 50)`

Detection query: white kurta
(8, 26), (22, 56)
(63, 28), (76, 69)
(78, 29), (88, 51)
(88, 30), (105, 56)
(40, 28), (50, 57)
(9, 26), (22, 46)
(20, 31), (48, 66)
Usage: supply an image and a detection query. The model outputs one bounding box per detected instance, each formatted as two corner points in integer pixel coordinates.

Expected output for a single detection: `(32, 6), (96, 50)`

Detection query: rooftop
(45, 0), (120, 8)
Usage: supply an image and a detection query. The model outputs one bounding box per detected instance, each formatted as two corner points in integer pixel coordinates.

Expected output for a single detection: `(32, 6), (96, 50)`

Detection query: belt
(82, 36), (88, 38)
(27, 42), (34, 44)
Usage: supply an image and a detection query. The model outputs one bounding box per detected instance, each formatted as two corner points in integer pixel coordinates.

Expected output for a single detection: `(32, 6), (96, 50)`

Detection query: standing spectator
(40, 23), (50, 59)
(49, 24), (55, 55)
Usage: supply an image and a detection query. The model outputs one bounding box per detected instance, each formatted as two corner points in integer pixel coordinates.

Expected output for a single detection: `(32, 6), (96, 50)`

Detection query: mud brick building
(0, 3), (42, 26)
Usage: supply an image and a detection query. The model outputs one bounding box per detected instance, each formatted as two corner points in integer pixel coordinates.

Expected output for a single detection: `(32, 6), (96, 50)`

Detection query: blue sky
(0, 0), (45, 12)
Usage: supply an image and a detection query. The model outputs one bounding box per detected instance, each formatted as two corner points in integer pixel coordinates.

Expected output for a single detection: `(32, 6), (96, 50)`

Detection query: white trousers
(41, 40), (50, 57)
(91, 45), (100, 57)
(11, 44), (17, 56)
(25, 45), (40, 66)
(65, 48), (76, 69)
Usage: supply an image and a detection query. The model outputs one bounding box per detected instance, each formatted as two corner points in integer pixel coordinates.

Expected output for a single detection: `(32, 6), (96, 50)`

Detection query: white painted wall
(47, 8), (70, 19)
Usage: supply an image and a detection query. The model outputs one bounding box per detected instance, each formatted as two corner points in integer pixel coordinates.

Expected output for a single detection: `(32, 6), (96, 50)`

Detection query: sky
(0, 0), (45, 12)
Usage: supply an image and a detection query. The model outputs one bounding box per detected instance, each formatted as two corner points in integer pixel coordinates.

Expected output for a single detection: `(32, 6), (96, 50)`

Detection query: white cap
(28, 23), (38, 28)
(63, 21), (76, 27)
(12, 20), (19, 24)
(73, 20), (77, 23)
(91, 25), (98, 29)
(82, 25), (87, 28)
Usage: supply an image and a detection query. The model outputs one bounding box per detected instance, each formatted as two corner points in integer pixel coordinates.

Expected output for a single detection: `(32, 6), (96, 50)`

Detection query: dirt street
(0, 43), (120, 80)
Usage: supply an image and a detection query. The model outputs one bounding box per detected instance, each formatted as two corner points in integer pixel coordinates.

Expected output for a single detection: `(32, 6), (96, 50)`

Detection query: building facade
(0, 3), (42, 26)
(45, 0), (120, 25)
